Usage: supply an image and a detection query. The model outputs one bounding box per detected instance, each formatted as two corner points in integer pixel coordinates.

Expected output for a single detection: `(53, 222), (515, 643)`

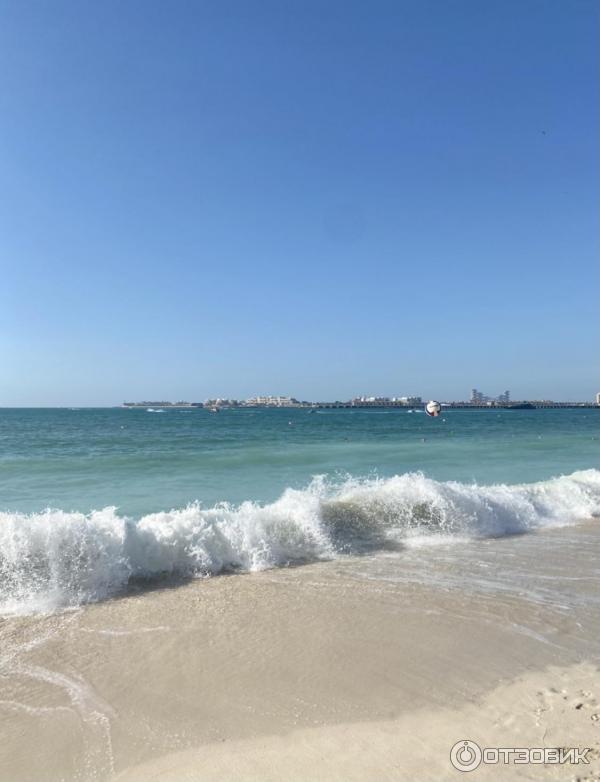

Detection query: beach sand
(1, 522), (599, 781)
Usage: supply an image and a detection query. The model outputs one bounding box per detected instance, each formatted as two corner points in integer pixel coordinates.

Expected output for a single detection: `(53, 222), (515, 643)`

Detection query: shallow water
(1, 407), (598, 514)
(0, 407), (599, 614)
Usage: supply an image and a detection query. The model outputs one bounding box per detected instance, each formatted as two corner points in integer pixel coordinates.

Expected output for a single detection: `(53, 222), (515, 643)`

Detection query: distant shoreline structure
(122, 398), (600, 410)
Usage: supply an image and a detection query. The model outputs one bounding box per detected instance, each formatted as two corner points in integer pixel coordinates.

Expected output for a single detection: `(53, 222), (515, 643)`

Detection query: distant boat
(209, 406), (220, 413)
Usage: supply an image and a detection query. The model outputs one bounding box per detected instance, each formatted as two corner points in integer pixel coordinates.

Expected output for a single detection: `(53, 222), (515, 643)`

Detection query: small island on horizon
(122, 389), (600, 411)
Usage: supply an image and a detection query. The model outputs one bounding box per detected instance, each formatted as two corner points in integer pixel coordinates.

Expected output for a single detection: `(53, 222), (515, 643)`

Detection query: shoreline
(1, 523), (599, 780)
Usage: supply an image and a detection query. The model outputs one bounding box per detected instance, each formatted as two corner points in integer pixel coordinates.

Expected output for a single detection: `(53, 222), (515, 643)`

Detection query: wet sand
(1, 523), (599, 781)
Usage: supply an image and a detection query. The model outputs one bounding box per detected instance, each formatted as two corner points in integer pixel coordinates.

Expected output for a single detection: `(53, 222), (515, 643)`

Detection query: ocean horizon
(1, 406), (598, 615)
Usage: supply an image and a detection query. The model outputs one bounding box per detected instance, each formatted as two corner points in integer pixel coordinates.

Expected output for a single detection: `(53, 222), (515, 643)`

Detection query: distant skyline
(1, 0), (598, 406)
(2, 386), (598, 407)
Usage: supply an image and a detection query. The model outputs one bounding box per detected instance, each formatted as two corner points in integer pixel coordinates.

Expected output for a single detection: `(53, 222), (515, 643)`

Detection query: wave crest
(1, 469), (599, 614)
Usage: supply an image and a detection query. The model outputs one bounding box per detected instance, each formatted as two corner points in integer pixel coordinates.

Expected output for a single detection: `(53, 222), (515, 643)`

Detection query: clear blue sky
(1, 0), (598, 405)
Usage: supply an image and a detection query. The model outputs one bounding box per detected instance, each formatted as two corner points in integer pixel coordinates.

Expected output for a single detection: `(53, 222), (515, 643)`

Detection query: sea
(1, 406), (599, 615)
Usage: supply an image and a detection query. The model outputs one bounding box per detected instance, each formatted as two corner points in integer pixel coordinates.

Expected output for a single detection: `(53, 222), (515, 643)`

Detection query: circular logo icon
(450, 740), (482, 772)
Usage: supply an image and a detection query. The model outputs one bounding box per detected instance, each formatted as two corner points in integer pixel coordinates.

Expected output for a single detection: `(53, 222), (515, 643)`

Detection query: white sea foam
(1, 470), (599, 614)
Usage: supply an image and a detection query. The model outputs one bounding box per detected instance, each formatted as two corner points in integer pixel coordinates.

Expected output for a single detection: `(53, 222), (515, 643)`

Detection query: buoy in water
(425, 400), (442, 417)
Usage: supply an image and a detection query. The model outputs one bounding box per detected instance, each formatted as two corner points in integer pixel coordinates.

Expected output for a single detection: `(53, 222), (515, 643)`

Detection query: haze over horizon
(1, 0), (598, 406)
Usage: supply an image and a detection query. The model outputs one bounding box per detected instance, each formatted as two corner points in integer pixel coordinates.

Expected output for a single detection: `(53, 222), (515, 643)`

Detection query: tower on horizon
(471, 388), (510, 404)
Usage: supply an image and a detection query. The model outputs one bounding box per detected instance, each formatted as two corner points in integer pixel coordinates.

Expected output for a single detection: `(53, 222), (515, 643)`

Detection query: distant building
(349, 395), (422, 407)
(351, 396), (391, 406)
(204, 398), (239, 408)
(393, 396), (422, 406)
(596, 392), (600, 406)
(245, 396), (298, 407)
(471, 388), (510, 405)
(471, 388), (488, 404)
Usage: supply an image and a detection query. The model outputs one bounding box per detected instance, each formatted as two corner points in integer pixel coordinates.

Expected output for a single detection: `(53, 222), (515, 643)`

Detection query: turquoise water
(0, 407), (598, 516)
(1, 406), (600, 613)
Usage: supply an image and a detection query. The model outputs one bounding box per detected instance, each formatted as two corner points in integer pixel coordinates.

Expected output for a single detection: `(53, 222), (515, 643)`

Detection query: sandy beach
(1, 522), (599, 781)
(2, 0), (597, 776)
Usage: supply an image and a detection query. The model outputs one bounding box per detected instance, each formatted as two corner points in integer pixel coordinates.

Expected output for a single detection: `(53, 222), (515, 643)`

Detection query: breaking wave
(1, 469), (599, 614)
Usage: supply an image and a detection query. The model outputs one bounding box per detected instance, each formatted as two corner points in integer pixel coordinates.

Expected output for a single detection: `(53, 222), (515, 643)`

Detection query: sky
(0, 0), (598, 405)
